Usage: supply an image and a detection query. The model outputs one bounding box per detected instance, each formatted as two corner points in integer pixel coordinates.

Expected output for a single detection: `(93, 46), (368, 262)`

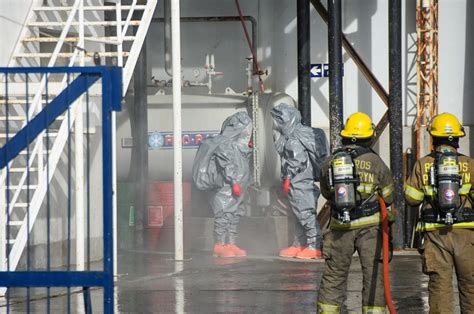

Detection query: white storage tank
(115, 92), (296, 191)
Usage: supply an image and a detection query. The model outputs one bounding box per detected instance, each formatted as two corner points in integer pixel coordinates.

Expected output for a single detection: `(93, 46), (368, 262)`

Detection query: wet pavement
(2, 250), (461, 313)
(115, 250), (458, 313)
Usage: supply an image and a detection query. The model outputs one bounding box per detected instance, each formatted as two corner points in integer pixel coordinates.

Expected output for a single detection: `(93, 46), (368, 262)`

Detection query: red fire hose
(378, 197), (397, 314)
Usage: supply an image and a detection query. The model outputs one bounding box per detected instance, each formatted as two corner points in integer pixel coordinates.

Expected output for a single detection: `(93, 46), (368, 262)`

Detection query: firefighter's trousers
(317, 224), (386, 313)
(423, 228), (474, 314)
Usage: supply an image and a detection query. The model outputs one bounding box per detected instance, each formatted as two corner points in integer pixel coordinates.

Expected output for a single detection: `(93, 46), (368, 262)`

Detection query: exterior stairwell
(0, 0), (157, 294)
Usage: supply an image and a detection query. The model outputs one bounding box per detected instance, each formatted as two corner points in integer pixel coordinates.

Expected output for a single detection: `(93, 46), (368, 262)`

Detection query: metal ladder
(0, 0), (157, 292)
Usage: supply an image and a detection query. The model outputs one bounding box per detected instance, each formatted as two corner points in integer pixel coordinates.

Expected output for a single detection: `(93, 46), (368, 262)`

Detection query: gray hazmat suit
(271, 104), (328, 249)
(209, 112), (252, 244)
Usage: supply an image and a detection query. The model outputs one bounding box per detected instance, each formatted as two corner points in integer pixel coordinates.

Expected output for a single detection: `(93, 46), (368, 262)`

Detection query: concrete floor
(2, 250), (462, 313)
(115, 250), (457, 313)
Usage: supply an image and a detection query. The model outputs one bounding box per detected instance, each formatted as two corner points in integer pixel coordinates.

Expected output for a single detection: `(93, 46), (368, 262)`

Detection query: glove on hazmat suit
(207, 112), (252, 245)
(271, 103), (327, 250)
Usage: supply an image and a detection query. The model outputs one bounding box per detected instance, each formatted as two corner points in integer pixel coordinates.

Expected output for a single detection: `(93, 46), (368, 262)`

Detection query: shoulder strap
(429, 147), (463, 156)
(349, 146), (373, 159)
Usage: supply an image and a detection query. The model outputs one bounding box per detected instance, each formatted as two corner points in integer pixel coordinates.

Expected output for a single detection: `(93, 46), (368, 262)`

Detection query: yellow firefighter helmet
(429, 112), (465, 137)
(340, 112), (375, 139)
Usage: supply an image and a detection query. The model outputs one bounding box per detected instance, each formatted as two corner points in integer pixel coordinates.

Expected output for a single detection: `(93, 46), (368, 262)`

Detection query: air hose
(378, 197), (397, 314)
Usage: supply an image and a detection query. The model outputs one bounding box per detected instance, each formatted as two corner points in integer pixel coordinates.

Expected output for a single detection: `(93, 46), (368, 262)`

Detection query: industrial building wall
(147, 0), (473, 127)
(147, 0), (263, 94)
(0, 0), (32, 66)
(1, 0), (473, 126)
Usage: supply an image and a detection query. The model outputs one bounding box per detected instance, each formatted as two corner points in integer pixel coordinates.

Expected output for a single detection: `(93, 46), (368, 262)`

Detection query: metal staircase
(0, 0), (157, 289)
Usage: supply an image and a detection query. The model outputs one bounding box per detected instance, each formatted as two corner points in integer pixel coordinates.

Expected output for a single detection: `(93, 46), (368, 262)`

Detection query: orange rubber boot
(227, 244), (247, 257)
(213, 244), (235, 258)
(279, 246), (305, 258)
(295, 247), (322, 259)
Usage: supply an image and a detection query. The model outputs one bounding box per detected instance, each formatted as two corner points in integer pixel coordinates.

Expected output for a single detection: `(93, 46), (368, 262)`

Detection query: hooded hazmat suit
(202, 112), (252, 246)
(271, 103), (328, 251)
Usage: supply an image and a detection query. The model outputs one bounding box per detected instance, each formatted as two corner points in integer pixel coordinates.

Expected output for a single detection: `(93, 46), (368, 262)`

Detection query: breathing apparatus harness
(425, 151), (474, 225)
(328, 146), (379, 223)
(328, 145), (397, 313)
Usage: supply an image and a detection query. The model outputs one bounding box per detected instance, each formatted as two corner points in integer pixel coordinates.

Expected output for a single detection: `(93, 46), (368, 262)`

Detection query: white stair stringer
(0, 0), (158, 294)
(121, 0), (157, 96)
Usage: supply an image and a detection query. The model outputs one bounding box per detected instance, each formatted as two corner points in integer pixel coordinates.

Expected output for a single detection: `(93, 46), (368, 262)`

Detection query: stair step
(8, 168), (38, 173)
(8, 221), (23, 226)
(33, 5), (147, 12)
(6, 185), (38, 190)
(0, 99), (54, 105)
(0, 132), (58, 138)
(22, 36), (136, 43)
(27, 20), (141, 27)
(1, 82), (102, 96)
(0, 116), (65, 121)
(15, 52), (130, 59)
(11, 203), (29, 208)
(19, 149), (51, 155)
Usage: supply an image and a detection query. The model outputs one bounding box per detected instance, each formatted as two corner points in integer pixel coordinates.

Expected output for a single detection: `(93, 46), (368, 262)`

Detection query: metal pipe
(112, 1), (123, 279)
(297, 0), (311, 126)
(153, 16), (257, 75)
(171, 0), (183, 261)
(311, 0), (390, 139)
(389, 0), (404, 249)
(328, 0), (343, 151)
(0, 181), (4, 272)
(104, 0), (118, 280)
(164, 0), (172, 76)
(75, 0), (85, 272)
(132, 34), (148, 249)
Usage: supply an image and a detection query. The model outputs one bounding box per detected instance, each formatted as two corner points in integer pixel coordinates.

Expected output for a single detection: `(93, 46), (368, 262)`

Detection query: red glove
(232, 183), (241, 197)
(248, 139), (254, 148)
(282, 177), (290, 194)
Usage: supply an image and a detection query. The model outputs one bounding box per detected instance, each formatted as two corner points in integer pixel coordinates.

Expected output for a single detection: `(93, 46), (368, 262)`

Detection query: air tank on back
(115, 92), (297, 205)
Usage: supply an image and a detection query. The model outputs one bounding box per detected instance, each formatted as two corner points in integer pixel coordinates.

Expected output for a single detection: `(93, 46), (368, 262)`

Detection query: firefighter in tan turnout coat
(317, 112), (394, 314)
(405, 112), (474, 313)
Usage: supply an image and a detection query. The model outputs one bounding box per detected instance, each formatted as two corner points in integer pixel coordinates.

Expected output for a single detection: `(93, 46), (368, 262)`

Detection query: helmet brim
(340, 129), (374, 139)
(429, 130), (465, 137)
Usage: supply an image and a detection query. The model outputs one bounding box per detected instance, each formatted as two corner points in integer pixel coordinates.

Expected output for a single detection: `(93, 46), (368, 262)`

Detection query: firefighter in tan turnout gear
(404, 112), (474, 313)
(317, 112), (394, 314)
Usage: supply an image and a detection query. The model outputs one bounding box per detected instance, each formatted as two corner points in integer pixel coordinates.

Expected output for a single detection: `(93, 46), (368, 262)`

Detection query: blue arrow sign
(310, 63), (344, 78)
(310, 64), (322, 78)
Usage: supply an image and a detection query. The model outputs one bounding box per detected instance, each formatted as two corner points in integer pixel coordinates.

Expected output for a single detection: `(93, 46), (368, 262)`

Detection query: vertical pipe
(102, 69), (114, 314)
(389, 0), (405, 249)
(112, 1), (123, 280)
(133, 45), (148, 248)
(128, 3), (149, 249)
(297, 0), (311, 126)
(171, 0), (183, 261)
(0, 176), (4, 272)
(75, 0), (85, 272)
(164, 0), (172, 76)
(328, 0), (344, 151)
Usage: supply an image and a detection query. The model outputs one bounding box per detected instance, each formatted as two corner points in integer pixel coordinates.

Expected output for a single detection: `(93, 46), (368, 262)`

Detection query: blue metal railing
(0, 66), (122, 313)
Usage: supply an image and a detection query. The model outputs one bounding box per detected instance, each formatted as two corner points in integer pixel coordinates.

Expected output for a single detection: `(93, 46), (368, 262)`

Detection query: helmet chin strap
(433, 136), (460, 149)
